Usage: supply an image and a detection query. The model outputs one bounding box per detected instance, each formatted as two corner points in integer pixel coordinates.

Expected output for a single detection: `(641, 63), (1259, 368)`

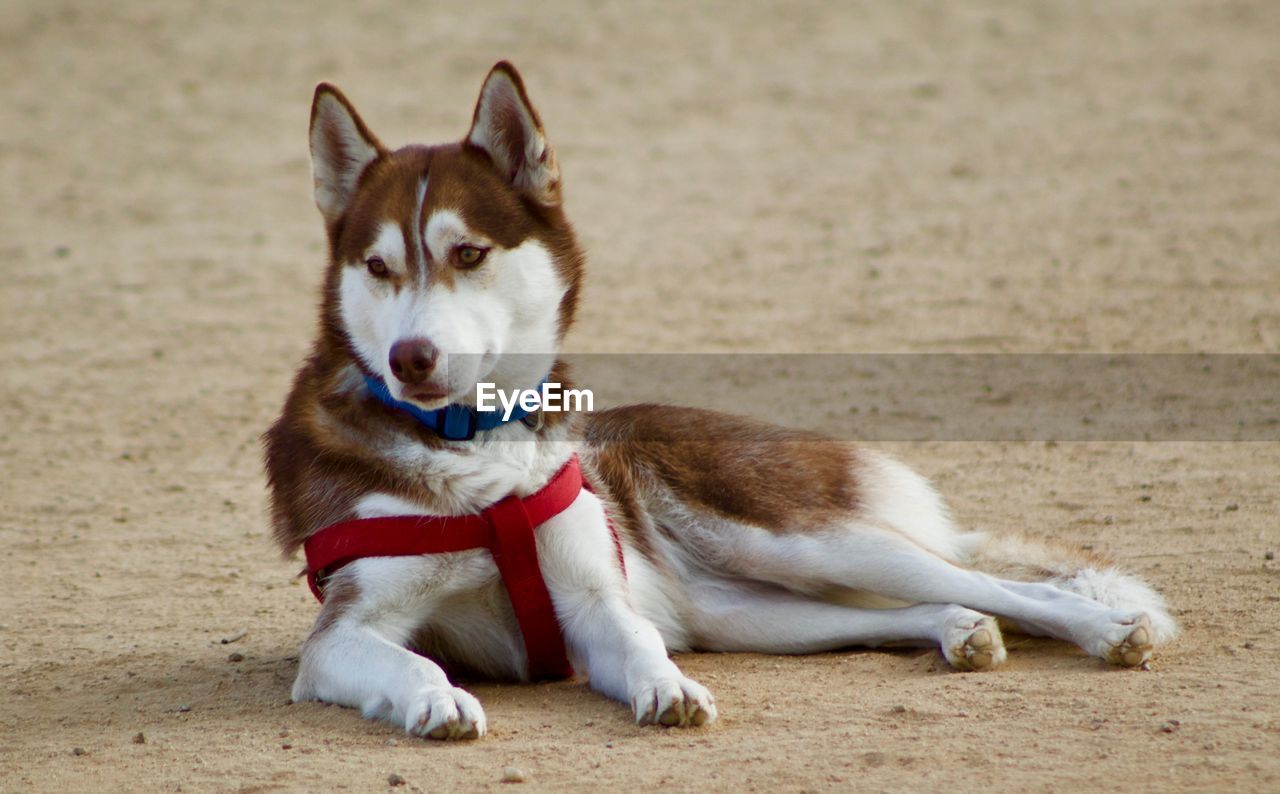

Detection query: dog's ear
(310, 84), (384, 226)
(466, 62), (560, 206)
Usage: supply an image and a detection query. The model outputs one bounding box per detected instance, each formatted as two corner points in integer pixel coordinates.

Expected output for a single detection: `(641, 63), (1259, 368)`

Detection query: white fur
(1057, 567), (1179, 644)
(411, 176), (429, 273)
(353, 491), (427, 520)
(856, 448), (967, 561)
(379, 434), (577, 514)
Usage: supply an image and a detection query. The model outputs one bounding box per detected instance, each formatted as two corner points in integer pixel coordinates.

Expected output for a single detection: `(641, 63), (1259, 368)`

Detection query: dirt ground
(2, 1), (1278, 791)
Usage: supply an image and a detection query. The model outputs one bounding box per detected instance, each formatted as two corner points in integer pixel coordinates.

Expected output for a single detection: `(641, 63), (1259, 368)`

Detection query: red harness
(303, 455), (619, 681)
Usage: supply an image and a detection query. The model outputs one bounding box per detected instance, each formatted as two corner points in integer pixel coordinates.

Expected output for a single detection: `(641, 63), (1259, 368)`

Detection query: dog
(263, 61), (1177, 740)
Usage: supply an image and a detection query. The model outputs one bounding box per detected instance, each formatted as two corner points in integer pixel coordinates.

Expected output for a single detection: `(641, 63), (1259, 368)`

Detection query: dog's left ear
(466, 62), (560, 206)
(310, 84), (385, 226)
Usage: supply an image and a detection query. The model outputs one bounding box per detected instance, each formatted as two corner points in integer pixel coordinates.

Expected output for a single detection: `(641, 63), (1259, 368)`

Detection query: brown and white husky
(264, 62), (1176, 740)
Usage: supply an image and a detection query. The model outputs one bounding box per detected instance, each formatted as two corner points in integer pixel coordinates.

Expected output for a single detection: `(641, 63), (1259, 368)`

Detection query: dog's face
(310, 63), (582, 409)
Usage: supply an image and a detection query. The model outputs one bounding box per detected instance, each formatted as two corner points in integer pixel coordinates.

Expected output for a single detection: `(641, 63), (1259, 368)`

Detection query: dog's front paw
(401, 685), (487, 740)
(631, 676), (716, 728)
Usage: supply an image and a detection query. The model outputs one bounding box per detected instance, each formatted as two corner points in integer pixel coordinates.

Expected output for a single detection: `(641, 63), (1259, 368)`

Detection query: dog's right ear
(310, 84), (384, 226)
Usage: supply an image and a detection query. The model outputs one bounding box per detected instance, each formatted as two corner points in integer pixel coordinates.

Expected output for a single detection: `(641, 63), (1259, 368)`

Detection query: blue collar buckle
(438, 402), (478, 441)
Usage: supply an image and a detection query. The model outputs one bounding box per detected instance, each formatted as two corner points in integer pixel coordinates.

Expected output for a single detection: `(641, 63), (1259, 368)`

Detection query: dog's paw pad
(404, 686), (486, 740)
(1103, 614), (1154, 668)
(943, 612), (1007, 672)
(632, 677), (717, 728)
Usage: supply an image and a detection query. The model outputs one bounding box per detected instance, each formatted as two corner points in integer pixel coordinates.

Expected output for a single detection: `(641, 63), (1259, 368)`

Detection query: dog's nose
(388, 337), (439, 385)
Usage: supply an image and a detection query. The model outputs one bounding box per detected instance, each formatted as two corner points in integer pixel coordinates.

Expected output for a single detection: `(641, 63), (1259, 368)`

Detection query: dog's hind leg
(974, 577), (1155, 666)
(729, 526), (1157, 667)
(960, 531), (1178, 650)
(686, 579), (1006, 671)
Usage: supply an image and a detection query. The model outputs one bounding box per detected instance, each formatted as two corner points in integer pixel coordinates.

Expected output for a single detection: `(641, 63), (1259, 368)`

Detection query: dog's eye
(365, 256), (389, 278)
(455, 245), (488, 268)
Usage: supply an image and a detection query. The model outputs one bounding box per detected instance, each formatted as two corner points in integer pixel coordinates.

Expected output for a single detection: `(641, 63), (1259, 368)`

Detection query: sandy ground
(3, 1), (1279, 790)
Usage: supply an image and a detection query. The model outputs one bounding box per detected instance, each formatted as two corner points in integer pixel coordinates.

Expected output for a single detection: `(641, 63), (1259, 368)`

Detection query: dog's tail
(956, 530), (1179, 643)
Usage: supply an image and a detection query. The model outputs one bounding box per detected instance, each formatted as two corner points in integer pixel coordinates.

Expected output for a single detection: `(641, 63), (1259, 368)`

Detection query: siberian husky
(264, 62), (1176, 739)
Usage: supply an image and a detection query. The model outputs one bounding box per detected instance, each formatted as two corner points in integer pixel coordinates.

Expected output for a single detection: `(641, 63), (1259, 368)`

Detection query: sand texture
(2, 1), (1278, 790)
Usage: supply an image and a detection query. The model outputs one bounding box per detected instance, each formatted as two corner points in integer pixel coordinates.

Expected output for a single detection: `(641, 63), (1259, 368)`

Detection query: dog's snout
(388, 337), (439, 385)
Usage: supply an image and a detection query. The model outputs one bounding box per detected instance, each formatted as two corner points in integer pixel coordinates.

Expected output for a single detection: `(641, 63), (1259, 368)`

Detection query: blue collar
(363, 374), (543, 441)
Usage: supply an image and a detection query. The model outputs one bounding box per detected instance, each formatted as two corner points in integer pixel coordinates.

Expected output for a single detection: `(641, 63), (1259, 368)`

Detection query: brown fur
(583, 405), (860, 533)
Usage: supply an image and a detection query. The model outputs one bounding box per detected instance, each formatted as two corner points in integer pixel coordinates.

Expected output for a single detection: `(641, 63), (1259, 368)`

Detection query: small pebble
(72, 747), (86, 756)
(1159, 719), (1181, 733)
(227, 652), (245, 663)
(1265, 551), (1275, 561)
(132, 732), (146, 744)
(387, 773), (406, 787)
(502, 766), (526, 783)
(177, 704), (191, 713)
(1225, 503), (1239, 512)
(281, 743), (292, 750)
(384, 738), (399, 747)
(890, 704), (907, 713)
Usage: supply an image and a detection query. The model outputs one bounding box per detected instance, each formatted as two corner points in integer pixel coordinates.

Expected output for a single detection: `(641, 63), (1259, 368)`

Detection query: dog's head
(310, 62), (582, 409)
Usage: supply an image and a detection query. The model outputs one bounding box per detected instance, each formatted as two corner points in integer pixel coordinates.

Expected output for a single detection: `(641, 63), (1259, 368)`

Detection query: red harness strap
(303, 455), (615, 681)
